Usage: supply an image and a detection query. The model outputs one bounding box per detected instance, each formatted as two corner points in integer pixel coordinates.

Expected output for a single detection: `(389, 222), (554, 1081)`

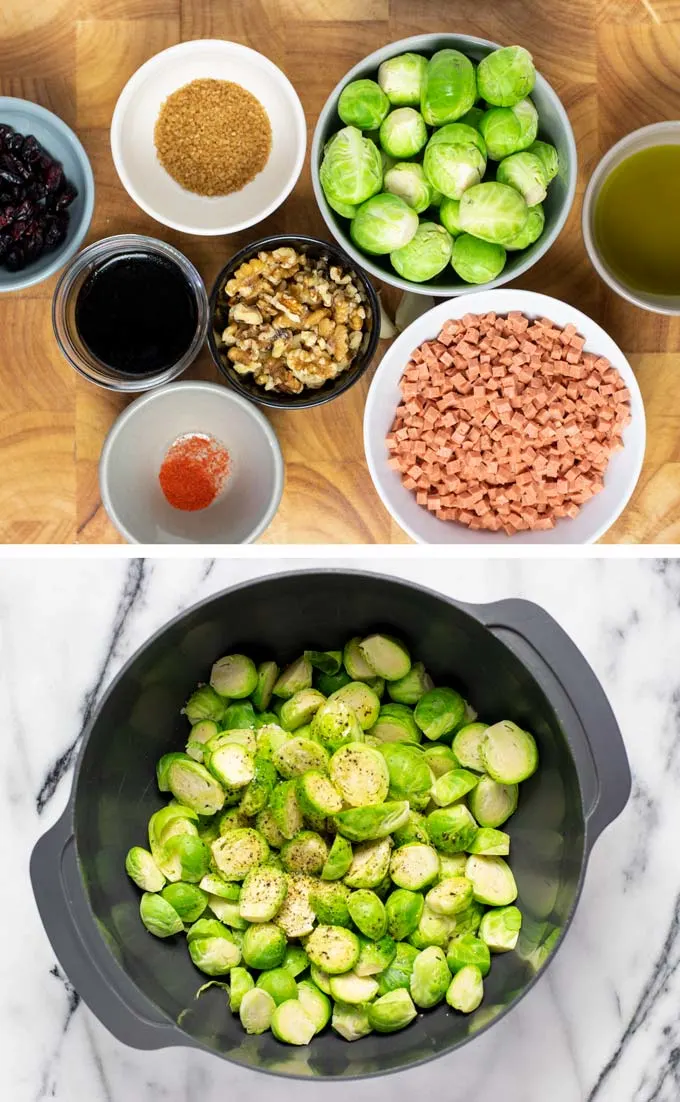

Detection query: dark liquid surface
(594, 145), (680, 296)
(75, 252), (198, 375)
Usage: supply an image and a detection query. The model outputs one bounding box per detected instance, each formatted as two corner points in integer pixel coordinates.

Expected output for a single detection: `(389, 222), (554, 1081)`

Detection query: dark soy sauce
(75, 252), (198, 375)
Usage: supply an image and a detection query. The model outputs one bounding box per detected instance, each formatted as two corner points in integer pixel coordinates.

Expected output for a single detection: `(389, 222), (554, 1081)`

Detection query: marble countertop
(4, 555), (679, 1102)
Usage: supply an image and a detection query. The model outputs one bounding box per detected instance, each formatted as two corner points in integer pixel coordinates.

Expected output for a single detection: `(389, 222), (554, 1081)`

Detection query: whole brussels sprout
(367, 988), (417, 1032)
(477, 45), (536, 107)
(378, 52), (428, 107)
(385, 887), (424, 940)
(439, 197), (463, 237)
(376, 941), (420, 995)
(479, 99), (538, 160)
(421, 49), (476, 126)
(505, 203), (545, 250)
(458, 182), (529, 246)
(409, 944), (450, 1008)
(221, 701), (257, 730)
(496, 151), (548, 207)
(415, 687), (466, 741)
(423, 130), (486, 201)
(338, 79), (390, 130)
(384, 162), (432, 213)
(391, 222), (453, 282)
(459, 105), (485, 129)
(320, 126), (383, 207)
(447, 933), (491, 976)
(528, 140), (560, 182)
(379, 108), (428, 159)
(139, 892), (183, 938)
(451, 234), (507, 285)
(351, 193), (420, 256)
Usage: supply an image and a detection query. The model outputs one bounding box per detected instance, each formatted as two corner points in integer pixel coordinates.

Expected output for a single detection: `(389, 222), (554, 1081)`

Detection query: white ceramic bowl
(364, 290), (645, 544)
(100, 382), (284, 543)
(582, 120), (680, 316)
(110, 40), (306, 236)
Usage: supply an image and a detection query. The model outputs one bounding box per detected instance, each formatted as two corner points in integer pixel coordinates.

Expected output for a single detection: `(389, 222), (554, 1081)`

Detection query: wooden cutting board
(1, 0), (679, 544)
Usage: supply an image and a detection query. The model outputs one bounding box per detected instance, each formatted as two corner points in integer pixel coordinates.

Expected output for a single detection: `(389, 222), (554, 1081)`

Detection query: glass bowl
(52, 233), (209, 391)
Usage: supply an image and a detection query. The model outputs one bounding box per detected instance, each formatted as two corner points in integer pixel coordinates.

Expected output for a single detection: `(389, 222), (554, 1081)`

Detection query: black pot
(31, 570), (630, 1080)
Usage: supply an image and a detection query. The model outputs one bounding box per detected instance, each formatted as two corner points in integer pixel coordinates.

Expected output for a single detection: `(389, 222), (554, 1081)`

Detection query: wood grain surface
(1, 0), (679, 544)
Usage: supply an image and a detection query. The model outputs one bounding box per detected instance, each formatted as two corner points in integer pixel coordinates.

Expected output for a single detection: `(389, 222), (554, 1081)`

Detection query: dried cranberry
(45, 163), (63, 192)
(5, 246), (26, 271)
(11, 219), (27, 241)
(0, 204), (16, 229)
(13, 197), (34, 221)
(38, 153), (54, 173)
(29, 180), (47, 201)
(0, 124), (15, 142)
(6, 133), (24, 155)
(0, 155), (24, 187)
(54, 184), (77, 210)
(43, 218), (61, 249)
(24, 226), (44, 260)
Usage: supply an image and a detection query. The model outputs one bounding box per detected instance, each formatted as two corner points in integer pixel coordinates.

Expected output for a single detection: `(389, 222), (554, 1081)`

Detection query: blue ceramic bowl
(0, 97), (95, 293)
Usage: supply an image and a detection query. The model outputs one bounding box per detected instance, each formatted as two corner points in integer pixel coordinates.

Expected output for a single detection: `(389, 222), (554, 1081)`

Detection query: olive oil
(593, 144), (680, 296)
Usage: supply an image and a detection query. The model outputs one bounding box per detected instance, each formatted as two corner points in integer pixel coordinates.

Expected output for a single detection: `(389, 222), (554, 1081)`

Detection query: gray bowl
(0, 97), (95, 293)
(311, 34), (577, 298)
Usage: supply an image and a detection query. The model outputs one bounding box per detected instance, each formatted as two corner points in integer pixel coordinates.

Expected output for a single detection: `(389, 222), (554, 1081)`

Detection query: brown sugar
(154, 78), (272, 197)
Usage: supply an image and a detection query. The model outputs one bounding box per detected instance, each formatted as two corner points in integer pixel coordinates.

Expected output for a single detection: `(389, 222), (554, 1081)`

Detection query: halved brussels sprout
(378, 52), (427, 107)
(387, 661), (434, 706)
(182, 685), (226, 725)
(431, 768), (480, 807)
(466, 855), (518, 906)
(187, 919), (241, 974)
(347, 889), (387, 940)
(161, 882), (207, 923)
(273, 736), (330, 779)
(157, 752), (190, 793)
(385, 887), (424, 941)
(251, 660), (279, 712)
(447, 933), (491, 976)
(279, 689), (327, 732)
(239, 865), (288, 922)
(158, 833), (210, 883)
(392, 810), (429, 847)
(269, 780), (304, 840)
(451, 234), (507, 285)
(139, 892), (183, 938)
(167, 759), (226, 816)
(281, 831), (329, 876)
(239, 756), (277, 817)
(426, 805), (479, 854)
(210, 654), (257, 700)
(375, 941), (419, 995)
(282, 944), (310, 977)
(339, 79), (390, 130)
(379, 107), (428, 159)
(343, 637), (377, 681)
(390, 843), (440, 891)
(468, 775), (518, 827)
(355, 934), (397, 977)
(320, 126), (383, 207)
(468, 827), (510, 856)
(221, 701), (257, 730)
(271, 999), (317, 1045)
(256, 967), (298, 1006)
(408, 903), (455, 950)
(329, 682), (381, 730)
(437, 854), (468, 880)
(206, 895), (248, 928)
(477, 45), (535, 107)
(425, 876), (473, 916)
(369, 703), (421, 744)
(446, 964), (484, 1013)
(329, 970), (379, 1004)
(126, 846), (165, 892)
(451, 723), (488, 772)
(211, 828), (269, 881)
(200, 872), (241, 900)
(229, 966), (255, 1012)
(423, 744), (459, 778)
(329, 743), (389, 807)
(321, 833), (354, 881)
(309, 879), (352, 926)
(240, 987), (276, 1034)
(481, 721), (538, 784)
(479, 905), (522, 951)
(273, 655), (314, 700)
(344, 837), (393, 889)
(306, 925), (361, 975)
(351, 194), (419, 256)
(358, 634), (411, 681)
(311, 698), (364, 753)
(334, 800), (410, 842)
(206, 741), (255, 792)
(368, 988), (417, 1032)
(450, 899), (485, 937)
(242, 922), (287, 969)
(296, 980), (331, 1033)
(316, 667), (353, 696)
(410, 944), (450, 1008)
(256, 724), (291, 762)
(186, 719), (219, 762)
(415, 687), (467, 741)
(332, 1000), (373, 1041)
(274, 874), (316, 939)
(421, 49), (476, 126)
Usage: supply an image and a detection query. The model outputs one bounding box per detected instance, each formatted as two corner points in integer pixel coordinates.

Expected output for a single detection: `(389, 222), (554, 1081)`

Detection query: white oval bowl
(100, 382), (284, 544)
(110, 40), (306, 236)
(364, 290), (645, 545)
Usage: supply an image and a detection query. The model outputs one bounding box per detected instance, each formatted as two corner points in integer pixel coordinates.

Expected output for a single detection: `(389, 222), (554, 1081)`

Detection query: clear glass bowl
(52, 234), (209, 392)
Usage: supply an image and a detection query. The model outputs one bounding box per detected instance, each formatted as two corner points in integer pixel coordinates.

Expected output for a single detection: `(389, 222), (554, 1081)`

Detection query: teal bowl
(311, 33), (577, 298)
(0, 97), (95, 293)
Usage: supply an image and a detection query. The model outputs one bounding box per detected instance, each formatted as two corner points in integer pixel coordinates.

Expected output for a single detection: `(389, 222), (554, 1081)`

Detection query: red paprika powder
(158, 433), (230, 511)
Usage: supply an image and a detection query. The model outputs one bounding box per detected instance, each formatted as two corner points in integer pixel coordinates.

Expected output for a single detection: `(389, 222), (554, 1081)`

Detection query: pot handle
(30, 809), (193, 1052)
(477, 598), (631, 851)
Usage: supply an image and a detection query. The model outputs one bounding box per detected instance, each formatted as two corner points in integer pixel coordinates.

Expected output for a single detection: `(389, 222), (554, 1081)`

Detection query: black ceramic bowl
(31, 570), (631, 1081)
(207, 234), (380, 410)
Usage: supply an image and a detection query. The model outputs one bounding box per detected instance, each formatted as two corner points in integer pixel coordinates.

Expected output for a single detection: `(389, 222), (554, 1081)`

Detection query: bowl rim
(109, 39), (307, 237)
(207, 232), (382, 409)
(581, 120), (680, 317)
(0, 96), (95, 293)
(310, 32), (578, 297)
(363, 288), (646, 544)
(98, 380), (285, 544)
